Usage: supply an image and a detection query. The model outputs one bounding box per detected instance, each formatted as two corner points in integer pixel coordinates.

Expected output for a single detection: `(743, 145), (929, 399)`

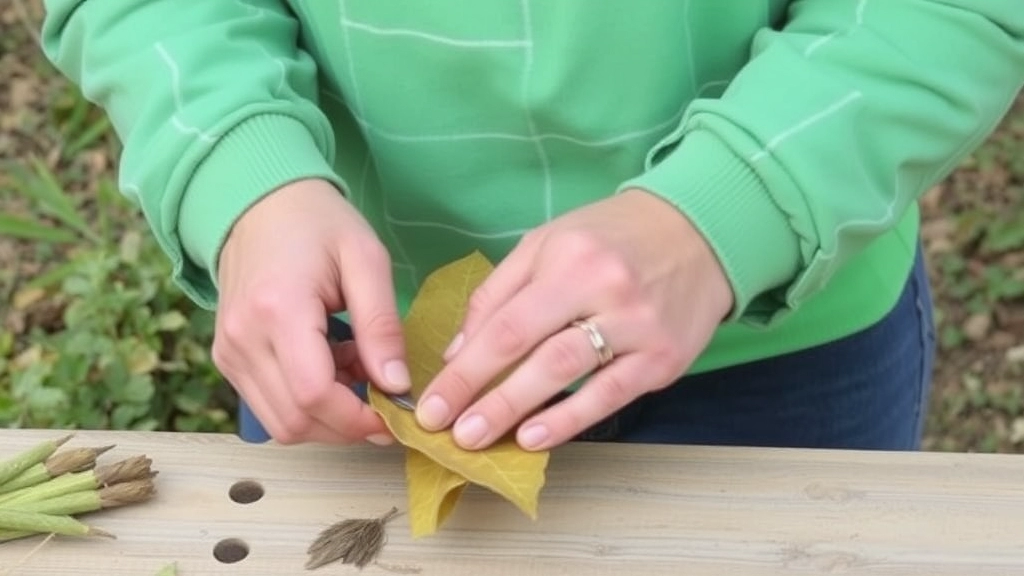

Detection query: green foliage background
(1, 157), (235, 433)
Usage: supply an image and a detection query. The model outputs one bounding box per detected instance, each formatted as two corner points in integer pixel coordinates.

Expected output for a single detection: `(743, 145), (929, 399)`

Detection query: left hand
(413, 188), (735, 451)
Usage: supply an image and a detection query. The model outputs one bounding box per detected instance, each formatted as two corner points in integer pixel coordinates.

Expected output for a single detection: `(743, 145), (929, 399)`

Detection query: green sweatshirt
(41, 1), (1024, 374)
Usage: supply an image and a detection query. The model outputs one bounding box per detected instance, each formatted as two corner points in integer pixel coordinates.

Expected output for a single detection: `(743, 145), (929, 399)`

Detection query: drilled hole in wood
(213, 538), (249, 564)
(229, 480), (264, 504)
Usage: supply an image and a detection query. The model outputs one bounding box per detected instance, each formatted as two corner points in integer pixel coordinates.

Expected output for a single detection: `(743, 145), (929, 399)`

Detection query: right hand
(212, 178), (411, 445)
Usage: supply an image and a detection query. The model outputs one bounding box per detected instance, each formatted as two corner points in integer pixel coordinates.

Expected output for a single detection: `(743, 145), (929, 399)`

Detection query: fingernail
(443, 332), (464, 360)
(454, 414), (489, 449)
(383, 360), (411, 392)
(365, 433), (394, 446)
(416, 395), (450, 430)
(519, 424), (549, 450)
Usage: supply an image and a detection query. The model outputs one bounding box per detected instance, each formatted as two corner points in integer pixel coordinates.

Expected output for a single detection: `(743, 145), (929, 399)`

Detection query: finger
(449, 320), (603, 450)
(416, 277), (584, 431)
(222, 322), (354, 444)
(271, 294), (390, 443)
(447, 239), (538, 359)
(280, 343), (394, 446)
(277, 347), (392, 444)
(229, 364), (353, 445)
(338, 237), (410, 395)
(514, 352), (656, 451)
(212, 312), (322, 442)
(225, 371), (288, 440)
(330, 340), (370, 383)
(327, 339), (395, 445)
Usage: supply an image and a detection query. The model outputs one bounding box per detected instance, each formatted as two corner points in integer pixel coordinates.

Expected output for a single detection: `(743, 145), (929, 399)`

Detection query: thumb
(340, 239), (410, 396)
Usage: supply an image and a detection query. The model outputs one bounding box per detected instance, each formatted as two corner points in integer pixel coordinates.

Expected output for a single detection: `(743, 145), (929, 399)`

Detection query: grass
(1, 1), (235, 433)
(2, 1), (1024, 451)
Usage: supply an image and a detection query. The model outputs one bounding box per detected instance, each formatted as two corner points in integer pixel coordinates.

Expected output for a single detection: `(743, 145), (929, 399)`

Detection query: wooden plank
(1, 429), (1024, 575)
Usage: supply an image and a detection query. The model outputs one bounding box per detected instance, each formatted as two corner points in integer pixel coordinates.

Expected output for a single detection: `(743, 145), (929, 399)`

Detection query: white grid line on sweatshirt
(518, 0), (554, 221)
(342, 18), (529, 48)
(155, 43), (218, 143)
(772, 0), (879, 266)
(748, 90), (862, 163)
(167, 2), (869, 265)
(805, 0), (867, 56)
(319, 75), (730, 246)
(337, 0), (418, 283)
(683, 0), (698, 100)
(384, 216), (531, 240)
(235, 0), (263, 19)
(328, 78), (728, 147)
(350, 112), (679, 147)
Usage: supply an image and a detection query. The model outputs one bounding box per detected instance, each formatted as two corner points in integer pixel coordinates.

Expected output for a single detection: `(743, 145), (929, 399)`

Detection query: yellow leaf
(119, 230), (142, 263)
(12, 287), (45, 310)
(127, 342), (159, 375)
(12, 344), (42, 370)
(156, 310), (187, 331)
(405, 449), (467, 538)
(372, 385), (548, 524)
(369, 251), (550, 537)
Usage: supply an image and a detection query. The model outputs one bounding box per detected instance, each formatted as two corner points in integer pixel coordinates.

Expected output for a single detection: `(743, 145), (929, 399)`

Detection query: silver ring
(571, 319), (614, 368)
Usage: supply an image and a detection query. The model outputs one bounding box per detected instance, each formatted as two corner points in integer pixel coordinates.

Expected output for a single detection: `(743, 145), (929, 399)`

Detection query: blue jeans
(239, 246), (936, 450)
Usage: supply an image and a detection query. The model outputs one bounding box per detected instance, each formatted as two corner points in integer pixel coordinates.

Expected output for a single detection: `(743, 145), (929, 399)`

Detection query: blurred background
(2, 2), (1023, 452)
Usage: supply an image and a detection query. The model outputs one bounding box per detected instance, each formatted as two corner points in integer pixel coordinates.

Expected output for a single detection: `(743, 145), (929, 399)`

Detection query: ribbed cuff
(179, 113), (347, 295)
(618, 130), (801, 321)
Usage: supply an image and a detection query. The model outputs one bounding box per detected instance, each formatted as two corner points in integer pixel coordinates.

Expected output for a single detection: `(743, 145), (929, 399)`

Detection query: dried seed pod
(0, 445), (113, 495)
(0, 435), (72, 488)
(306, 507), (400, 570)
(0, 509), (114, 540)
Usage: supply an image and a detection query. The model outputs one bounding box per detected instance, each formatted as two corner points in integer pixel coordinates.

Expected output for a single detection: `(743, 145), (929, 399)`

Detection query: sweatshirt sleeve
(619, 0), (1024, 325)
(41, 0), (348, 309)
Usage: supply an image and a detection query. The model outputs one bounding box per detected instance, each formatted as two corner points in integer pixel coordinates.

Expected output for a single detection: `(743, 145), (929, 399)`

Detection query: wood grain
(1, 429), (1024, 575)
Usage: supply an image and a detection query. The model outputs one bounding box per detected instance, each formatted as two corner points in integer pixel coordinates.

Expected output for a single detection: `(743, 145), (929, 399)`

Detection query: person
(41, 1), (1024, 452)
